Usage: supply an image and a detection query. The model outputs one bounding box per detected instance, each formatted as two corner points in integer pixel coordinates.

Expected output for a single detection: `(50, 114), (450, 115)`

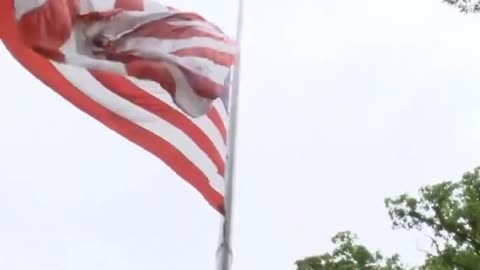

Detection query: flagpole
(216, 0), (243, 269)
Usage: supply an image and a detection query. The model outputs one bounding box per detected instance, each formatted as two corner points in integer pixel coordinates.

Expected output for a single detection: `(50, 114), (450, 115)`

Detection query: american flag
(0, 0), (236, 214)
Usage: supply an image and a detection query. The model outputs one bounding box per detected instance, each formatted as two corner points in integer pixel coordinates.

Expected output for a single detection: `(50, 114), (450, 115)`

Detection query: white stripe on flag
(167, 21), (225, 38)
(129, 77), (227, 158)
(78, 0), (116, 13)
(52, 61), (225, 195)
(121, 36), (237, 55)
(143, 0), (170, 13)
(214, 99), (229, 125)
(14, 0), (47, 19)
(176, 56), (231, 85)
(60, 25), (129, 75)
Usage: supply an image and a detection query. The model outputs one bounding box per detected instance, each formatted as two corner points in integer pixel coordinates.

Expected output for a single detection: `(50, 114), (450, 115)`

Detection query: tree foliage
(442, 0), (480, 13)
(295, 167), (480, 270)
(296, 2), (480, 268)
(295, 232), (410, 270)
(385, 167), (480, 270)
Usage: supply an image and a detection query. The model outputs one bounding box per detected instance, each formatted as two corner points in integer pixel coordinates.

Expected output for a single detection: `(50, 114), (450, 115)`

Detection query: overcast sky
(2, 0), (480, 269)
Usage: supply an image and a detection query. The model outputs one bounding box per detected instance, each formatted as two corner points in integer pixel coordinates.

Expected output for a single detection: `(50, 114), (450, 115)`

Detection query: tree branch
(432, 205), (480, 252)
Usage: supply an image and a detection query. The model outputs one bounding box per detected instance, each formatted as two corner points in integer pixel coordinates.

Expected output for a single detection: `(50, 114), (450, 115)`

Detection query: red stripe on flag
(207, 109), (227, 143)
(167, 12), (209, 23)
(16, 0), (79, 62)
(172, 47), (235, 66)
(0, 0), (12, 39)
(128, 19), (229, 42)
(124, 59), (176, 95)
(77, 9), (123, 22)
(115, 0), (144, 11)
(179, 66), (225, 99)
(90, 70), (225, 176)
(0, 6), (224, 214)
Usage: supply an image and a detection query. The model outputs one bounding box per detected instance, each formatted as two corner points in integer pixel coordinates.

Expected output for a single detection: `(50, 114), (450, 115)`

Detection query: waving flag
(0, 0), (235, 214)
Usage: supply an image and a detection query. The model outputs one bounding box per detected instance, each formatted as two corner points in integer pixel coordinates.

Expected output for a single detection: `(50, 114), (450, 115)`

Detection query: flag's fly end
(2, 0), (231, 215)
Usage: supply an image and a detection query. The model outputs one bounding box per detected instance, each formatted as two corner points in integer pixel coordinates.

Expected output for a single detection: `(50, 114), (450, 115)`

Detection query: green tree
(442, 0), (480, 13)
(295, 231), (410, 270)
(296, 167), (480, 270)
(385, 167), (480, 270)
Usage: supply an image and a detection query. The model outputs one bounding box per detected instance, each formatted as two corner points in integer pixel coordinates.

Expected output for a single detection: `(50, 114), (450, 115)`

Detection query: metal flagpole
(216, 0), (244, 269)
